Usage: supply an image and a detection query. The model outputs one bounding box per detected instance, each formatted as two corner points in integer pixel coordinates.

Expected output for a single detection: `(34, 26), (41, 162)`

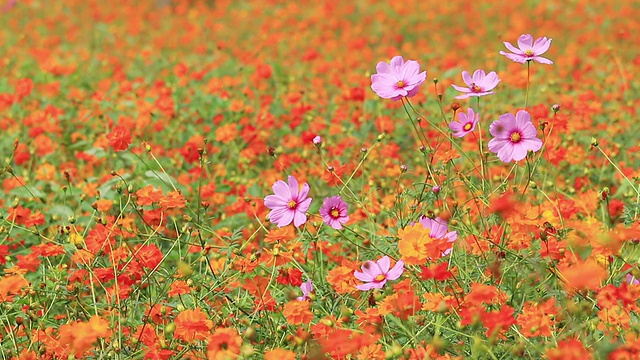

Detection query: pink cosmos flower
(449, 108), (479, 138)
(297, 280), (313, 301)
(488, 110), (543, 163)
(370, 56), (426, 101)
(354, 256), (404, 291)
(264, 175), (312, 227)
(452, 70), (500, 99)
(419, 216), (458, 256)
(500, 34), (553, 65)
(319, 195), (349, 230)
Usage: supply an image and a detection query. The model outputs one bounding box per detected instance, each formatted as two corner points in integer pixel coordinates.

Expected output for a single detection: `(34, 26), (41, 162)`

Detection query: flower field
(1, 0), (640, 359)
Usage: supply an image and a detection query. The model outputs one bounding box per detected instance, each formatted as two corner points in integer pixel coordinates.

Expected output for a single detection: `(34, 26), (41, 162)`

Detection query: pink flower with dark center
(297, 280), (314, 301)
(500, 34), (553, 65)
(419, 216), (458, 256)
(319, 195), (349, 230)
(370, 56), (426, 101)
(488, 110), (543, 163)
(449, 108), (479, 138)
(452, 70), (500, 99)
(354, 256), (404, 291)
(264, 175), (312, 227)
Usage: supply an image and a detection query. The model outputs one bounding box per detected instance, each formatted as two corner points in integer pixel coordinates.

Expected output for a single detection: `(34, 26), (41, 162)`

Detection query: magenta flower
(500, 34), (553, 65)
(452, 70), (500, 99)
(420, 216), (458, 256)
(449, 108), (479, 138)
(319, 195), (349, 230)
(488, 110), (543, 163)
(297, 280), (314, 301)
(264, 176), (312, 227)
(370, 56), (426, 101)
(354, 256), (404, 291)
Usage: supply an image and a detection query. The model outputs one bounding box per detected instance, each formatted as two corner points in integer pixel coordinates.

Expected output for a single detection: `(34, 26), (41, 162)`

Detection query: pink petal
(354, 270), (374, 282)
(514, 110), (532, 129)
(375, 61), (392, 75)
(532, 37), (551, 55)
(272, 180), (291, 198)
(451, 84), (470, 92)
(517, 34), (533, 50)
(533, 56), (553, 65)
(389, 56), (405, 69)
(298, 182), (310, 202)
(356, 282), (377, 291)
(361, 261), (380, 279)
(497, 144), (516, 163)
(503, 42), (524, 55)
(521, 138), (543, 152)
(275, 210), (294, 227)
(472, 69), (485, 84)
(454, 93), (473, 100)
(293, 210), (307, 227)
(377, 256), (391, 273)
(385, 259), (405, 280)
(499, 51), (527, 64)
(511, 143), (529, 162)
(264, 194), (288, 209)
(461, 71), (473, 86)
(287, 176), (299, 199)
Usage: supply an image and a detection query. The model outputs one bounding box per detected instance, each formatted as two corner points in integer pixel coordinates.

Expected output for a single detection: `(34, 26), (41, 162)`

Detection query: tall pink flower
(420, 216), (458, 256)
(500, 34), (553, 65)
(319, 195), (349, 230)
(449, 108), (479, 138)
(370, 56), (426, 101)
(354, 256), (404, 291)
(452, 70), (500, 99)
(488, 110), (543, 163)
(264, 176), (312, 227)
(297, 280), (314, 301)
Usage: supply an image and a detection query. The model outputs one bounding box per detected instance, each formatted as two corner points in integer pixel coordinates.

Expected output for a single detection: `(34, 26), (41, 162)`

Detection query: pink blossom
(500, 34), (553, 65)
(354, 256), (404, 291)
(449, 108), (479, 138)
(264, 176), (312, 227)
(488, 110), (543, 163)
(319, 195), (349, 230)
(297, 280), (313, 301)
(452, 70), (500, 99)
(419, 216), (458, 256)
(370, 56), (426, 101)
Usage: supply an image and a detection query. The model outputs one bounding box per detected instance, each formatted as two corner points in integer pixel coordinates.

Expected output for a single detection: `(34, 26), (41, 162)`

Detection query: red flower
(106, 125), (132, 152)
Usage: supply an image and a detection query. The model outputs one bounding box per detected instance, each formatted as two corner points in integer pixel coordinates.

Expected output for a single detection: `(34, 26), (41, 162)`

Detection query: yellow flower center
(471, 84), (482, 93)
(396, 80), (406, 88)
(330, 208), (340, 218)
(463, 123), (472, 131)
(287, 200), (297, 209)
(374, 274), (386, 282)
(525, 50), (535, 57)
(510, 132), (521, 143)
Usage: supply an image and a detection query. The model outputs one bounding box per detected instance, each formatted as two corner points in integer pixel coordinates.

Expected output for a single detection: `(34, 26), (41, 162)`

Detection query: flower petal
(386, 259), (405, 280)
(354, 270), (374, 282)
(377, 256), (391, 274)
(517, 34), (533, 50)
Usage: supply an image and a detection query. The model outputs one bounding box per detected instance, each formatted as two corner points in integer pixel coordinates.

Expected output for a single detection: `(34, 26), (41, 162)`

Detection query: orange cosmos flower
(106, 125), (132, 151)
(207, 327), (242, 360)
(283, 300), (314, 325)
(174, 308), (213, 343)
(264, 348), (296, 360)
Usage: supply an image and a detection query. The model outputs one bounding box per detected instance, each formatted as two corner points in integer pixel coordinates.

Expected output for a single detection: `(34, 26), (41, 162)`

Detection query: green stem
(525, 61), (531, 109)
